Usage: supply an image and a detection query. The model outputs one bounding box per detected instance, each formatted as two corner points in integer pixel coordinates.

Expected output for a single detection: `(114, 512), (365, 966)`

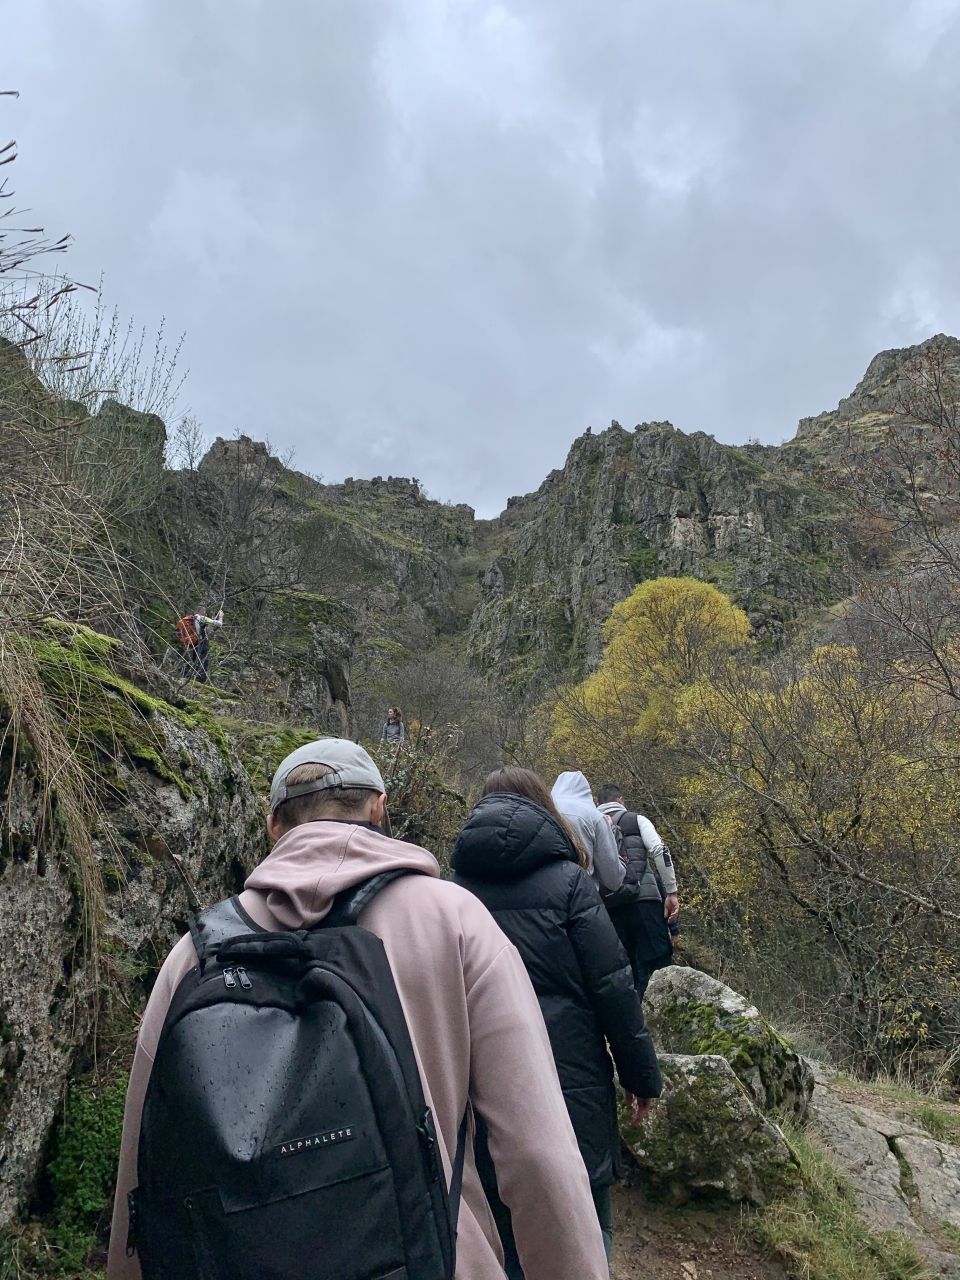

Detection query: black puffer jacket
(452, 792), (662, 1186)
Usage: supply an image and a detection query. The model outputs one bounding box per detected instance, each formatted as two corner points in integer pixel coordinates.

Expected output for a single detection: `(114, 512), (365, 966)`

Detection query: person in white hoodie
(550, 771), (625, 896)
(107, 740), (609, 1280)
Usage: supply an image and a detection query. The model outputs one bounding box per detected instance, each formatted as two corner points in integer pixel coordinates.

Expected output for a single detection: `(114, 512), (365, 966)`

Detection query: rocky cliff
(9, 330), (958, 719)
(468, 421), (845, 683)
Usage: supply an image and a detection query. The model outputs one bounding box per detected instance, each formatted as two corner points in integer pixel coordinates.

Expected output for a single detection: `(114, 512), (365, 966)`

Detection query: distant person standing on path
(453, 767), (662, 1273)
(175, 605), (223, 683)
(551, 770), (625, 897)
(596, 783), (679, 998)
(382, 706), (405, 745)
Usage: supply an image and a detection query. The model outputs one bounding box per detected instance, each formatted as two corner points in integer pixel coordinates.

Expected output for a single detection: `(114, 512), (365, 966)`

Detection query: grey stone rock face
(898, 1134), (960, 1232)
(620, 1053), (799, 1206)
(0, 702), (265, 1228)
(810, 1072), (960, 1277)
(468, 420), (844, 682)
(644, 965), (814, 1121)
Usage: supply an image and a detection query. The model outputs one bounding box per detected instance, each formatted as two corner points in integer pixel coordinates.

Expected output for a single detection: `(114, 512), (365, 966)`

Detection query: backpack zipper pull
(223, 967), (237, 989)
(236, 967), (252, 990)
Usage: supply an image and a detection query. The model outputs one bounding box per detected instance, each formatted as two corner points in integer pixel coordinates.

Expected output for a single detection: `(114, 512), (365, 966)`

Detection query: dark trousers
(183, 637), (210, 683)
(610, 900), (673, 998)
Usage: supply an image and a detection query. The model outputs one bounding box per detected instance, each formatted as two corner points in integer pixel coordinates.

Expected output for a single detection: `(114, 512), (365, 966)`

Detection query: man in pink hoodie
(107, 739), (610, 1280)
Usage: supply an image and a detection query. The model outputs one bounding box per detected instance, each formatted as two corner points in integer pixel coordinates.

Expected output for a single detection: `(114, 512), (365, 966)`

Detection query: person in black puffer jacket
(452, 766), (662, 1274)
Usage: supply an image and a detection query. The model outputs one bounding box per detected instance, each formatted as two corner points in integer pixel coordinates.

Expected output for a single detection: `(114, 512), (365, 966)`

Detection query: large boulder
(621, 1053), (799, 1205)
(644, 965), (814, 1120)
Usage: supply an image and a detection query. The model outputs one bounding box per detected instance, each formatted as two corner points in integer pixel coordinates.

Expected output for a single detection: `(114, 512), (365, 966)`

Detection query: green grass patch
(754, 1123), (932, 1280)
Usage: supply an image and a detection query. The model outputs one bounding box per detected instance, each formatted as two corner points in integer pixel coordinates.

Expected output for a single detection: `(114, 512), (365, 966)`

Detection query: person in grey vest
(596, 783), (679, 998)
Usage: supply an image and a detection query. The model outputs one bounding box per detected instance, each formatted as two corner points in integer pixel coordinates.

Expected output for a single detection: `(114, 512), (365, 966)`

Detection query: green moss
(215, 716), (316, 797)
(29, 620), (245, 801)
(658, 1000), (757, 1073)
(31, 628), (193, 798)
(272, 590), (352, 637)
(619, 1059), (800, 1205)
(41, 620), (119, 661)
(34, 1074), (128, 1275)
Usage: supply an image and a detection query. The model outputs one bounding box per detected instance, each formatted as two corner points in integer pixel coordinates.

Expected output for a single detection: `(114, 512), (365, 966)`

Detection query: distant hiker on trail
(452, 767), (662, 1272)
(597, 783), (680, 999)
(107, 739), (609, 1280)
(551, 769), (625, 896)
(175, 604), (222, 683)
(381, 705), (405, 745)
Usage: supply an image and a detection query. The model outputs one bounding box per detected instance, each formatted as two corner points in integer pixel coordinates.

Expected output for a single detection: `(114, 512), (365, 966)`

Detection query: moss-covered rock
(645, 965), (814, 1121)
(0, 624), (266, 1232)
(621, 1053), (800, 1206)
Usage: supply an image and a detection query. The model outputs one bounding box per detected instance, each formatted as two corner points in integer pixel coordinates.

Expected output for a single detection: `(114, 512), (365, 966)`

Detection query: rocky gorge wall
(0, 624), (270, 1234)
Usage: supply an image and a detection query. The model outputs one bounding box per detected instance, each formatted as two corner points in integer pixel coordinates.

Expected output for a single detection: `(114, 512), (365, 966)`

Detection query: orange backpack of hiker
(175, 615), (198, 649)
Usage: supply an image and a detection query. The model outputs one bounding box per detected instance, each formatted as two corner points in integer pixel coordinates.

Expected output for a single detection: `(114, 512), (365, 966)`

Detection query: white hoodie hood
(551, 770), (596, 814)
(551, 771), (626, 893)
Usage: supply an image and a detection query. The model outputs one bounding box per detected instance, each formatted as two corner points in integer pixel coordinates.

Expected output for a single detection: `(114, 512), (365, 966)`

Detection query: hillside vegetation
(3, 131), (960, 1276)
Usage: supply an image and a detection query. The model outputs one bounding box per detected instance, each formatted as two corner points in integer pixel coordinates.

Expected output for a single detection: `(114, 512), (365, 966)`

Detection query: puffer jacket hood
(452, 793), (578, 881)
(244, 819), (440, 928)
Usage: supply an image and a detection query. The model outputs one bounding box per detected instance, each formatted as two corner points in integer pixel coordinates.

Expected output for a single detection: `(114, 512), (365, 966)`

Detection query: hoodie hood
(596, 801), (626, 818)
(452, 793), (579, 881)
(551, 771), (597, 815)
(244, 820), (440, 928)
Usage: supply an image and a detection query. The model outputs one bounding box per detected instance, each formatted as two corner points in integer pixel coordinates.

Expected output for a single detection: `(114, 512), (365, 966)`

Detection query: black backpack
(600, 812), (648, 912)
(129, 870), (466, 1280)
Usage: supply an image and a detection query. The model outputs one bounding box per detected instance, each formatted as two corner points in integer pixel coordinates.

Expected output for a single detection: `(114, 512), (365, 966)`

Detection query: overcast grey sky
(7, 0), (960, 514)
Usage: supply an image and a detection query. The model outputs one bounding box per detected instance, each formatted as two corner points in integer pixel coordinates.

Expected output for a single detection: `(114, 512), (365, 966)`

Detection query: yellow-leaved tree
(545, 575), (960, 1083)
(547, 575), (750, 816)
(680, 642), (960, 1075)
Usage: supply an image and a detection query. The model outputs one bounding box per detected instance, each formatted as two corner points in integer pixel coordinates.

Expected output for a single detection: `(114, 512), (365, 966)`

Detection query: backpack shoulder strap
(320, 868), (423, 929)
(615, 809), (642, 838)
(188, 895), (265, 970)
(449, 1110), (468, 1238)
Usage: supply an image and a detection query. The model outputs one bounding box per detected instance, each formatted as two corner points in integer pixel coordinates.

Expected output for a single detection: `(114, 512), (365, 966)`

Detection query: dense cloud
(7, 0), (960, 513)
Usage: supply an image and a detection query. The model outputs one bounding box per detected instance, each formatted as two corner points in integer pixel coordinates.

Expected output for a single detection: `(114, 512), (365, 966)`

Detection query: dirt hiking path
(610, 1184), (787, 1280)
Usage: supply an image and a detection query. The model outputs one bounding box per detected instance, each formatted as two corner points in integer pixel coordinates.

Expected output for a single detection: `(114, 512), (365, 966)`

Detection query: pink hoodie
(107, 820), (609, 1280)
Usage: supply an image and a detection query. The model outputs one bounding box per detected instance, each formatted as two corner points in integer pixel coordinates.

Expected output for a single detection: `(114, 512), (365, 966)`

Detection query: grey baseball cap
(269, 739), (386, 814)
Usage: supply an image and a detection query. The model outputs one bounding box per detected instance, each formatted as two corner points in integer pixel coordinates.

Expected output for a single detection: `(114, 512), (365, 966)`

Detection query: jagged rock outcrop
(192, 437), (476, 644)
(789, 333), (960, 462)
(644, 966), (814, 1121)
(621, 1053), (799, 1206)
(810, 1068), (960, 1277)
(468, 421), (845, 680)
